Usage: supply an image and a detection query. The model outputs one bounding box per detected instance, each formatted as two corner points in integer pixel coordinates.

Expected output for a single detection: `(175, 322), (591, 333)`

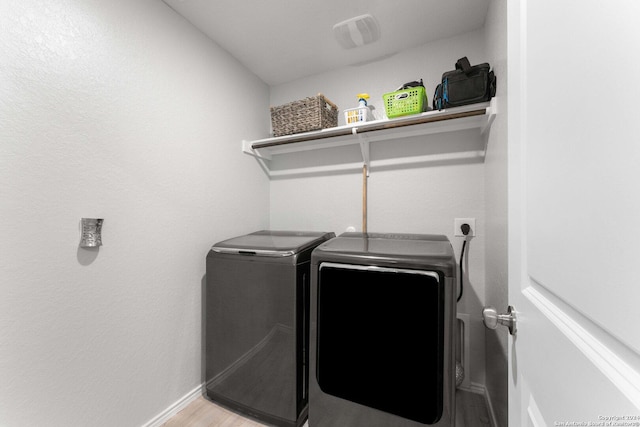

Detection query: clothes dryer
(309, 232), (456, 426)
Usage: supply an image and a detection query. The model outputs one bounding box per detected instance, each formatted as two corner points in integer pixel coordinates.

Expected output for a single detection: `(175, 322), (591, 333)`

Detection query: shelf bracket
(480, 97), (498, 136)
(354, 127), (370, 176)
(242, 140), (272, 161)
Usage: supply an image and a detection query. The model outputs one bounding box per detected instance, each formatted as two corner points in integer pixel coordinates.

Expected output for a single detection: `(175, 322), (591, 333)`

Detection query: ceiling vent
(332, 14), (380, 49)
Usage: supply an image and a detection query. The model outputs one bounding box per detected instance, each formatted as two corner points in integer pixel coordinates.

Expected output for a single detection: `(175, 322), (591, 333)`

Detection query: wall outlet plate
(454, 218), (475, 237)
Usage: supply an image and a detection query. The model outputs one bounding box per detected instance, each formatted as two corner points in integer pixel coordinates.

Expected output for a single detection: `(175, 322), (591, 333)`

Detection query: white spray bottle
(357, 93), (370, 122)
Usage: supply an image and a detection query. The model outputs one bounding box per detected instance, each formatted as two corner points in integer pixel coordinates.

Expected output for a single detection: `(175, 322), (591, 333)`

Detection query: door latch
(482, 305), (517, 335)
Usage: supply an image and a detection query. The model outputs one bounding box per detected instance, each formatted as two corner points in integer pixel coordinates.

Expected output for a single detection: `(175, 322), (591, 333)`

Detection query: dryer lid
(318, 232), (452, 257)
(312, 232), (456, 274)
(211, 230), (334, 256)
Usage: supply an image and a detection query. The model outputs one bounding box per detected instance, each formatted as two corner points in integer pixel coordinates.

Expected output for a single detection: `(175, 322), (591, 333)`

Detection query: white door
(507, 0), (640, 425)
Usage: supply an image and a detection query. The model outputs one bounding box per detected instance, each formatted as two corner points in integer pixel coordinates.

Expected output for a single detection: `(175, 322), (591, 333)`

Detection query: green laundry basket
(383, 86), (428, 118)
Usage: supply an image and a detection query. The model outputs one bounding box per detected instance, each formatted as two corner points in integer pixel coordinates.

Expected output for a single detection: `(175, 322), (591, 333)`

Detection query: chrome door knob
(483, 305), (517, 335)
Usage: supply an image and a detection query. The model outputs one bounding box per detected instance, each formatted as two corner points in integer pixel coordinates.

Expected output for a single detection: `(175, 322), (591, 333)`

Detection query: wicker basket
(270, 94), (338, 137)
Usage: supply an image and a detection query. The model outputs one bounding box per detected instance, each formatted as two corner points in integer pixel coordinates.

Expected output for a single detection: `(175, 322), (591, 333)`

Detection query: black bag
(433, 57), (496, 110)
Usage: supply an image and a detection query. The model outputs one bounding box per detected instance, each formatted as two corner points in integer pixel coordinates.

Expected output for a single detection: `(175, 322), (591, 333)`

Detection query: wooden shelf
(242, 99), (496, 173)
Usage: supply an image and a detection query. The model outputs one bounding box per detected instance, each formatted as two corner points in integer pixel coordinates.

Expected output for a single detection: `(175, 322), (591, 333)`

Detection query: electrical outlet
(454, 218), (476, 237)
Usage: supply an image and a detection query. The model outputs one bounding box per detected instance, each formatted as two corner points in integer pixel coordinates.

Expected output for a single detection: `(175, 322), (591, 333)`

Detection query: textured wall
(0, 1), (270, 426)
(269, 30), (490, 388)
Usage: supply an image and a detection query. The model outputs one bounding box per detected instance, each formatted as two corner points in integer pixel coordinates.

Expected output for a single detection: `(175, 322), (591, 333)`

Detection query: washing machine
(205, 230), (335, 427)
(309, 232), (457, 426)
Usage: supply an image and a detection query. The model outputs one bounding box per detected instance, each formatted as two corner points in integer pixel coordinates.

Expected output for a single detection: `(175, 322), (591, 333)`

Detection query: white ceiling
(162, 0), (491, 86)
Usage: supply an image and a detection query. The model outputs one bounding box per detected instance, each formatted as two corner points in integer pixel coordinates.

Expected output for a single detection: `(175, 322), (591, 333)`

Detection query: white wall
(269, 30), (489, 388)
(0, 1), (270, 426)
(483, 0), (509, 426)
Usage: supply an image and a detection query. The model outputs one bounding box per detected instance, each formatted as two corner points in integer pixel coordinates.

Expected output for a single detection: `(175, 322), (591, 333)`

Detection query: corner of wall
(482, 0), (509, 426)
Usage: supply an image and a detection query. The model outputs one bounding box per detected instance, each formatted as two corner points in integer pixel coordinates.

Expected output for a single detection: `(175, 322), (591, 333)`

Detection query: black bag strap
(488, 70), (497, 97)
(400, 78), (424, 90)
(455, 57), (472, 74)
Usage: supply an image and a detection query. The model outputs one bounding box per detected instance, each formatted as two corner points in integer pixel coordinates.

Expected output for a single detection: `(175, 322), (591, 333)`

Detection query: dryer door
(316, 262), (444, 425)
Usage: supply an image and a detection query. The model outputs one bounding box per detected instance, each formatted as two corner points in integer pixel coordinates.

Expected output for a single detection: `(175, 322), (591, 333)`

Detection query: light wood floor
(161, 390), (492, 427)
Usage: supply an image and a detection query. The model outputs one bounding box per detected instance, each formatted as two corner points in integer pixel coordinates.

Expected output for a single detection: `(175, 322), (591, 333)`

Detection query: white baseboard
(458, 382), (498, 427)
(457, 380), (484, 395)
(141, 384), (203, 427)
